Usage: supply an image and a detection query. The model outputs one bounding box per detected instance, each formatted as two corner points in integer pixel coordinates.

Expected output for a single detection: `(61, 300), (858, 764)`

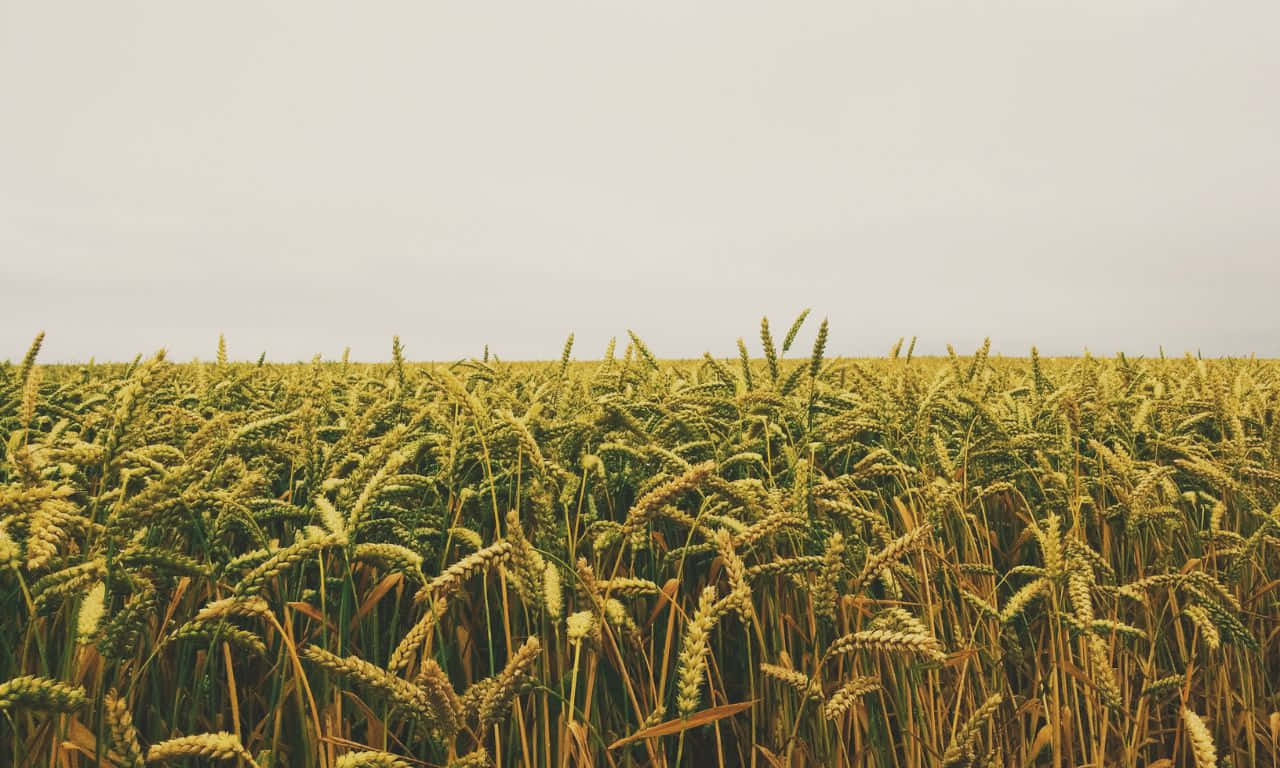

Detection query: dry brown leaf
(608, 699), (757, 749)
(350, 572), (404, 630)
(755, 744), (786, 768)
(1022, 723), (1053, 768)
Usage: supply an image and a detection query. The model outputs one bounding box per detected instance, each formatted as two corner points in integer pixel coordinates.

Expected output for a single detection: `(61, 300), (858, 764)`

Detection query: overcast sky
(2, 1), (1278, 362)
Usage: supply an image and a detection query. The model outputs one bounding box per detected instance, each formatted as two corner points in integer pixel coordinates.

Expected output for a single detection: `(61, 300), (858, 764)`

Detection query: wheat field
(2, 317), (1279, 767)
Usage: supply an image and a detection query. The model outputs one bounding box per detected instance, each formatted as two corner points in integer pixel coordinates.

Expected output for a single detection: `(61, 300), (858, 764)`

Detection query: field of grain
(2, 318), (1279, 768)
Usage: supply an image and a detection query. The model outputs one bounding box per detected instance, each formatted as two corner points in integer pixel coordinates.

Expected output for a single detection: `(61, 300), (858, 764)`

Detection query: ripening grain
(0, 319), (1276, 767)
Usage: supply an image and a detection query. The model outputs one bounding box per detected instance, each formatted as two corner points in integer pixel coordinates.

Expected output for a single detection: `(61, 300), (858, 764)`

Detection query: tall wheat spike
(146, 732), (257, 766)
(1181, 708), (1217, 768)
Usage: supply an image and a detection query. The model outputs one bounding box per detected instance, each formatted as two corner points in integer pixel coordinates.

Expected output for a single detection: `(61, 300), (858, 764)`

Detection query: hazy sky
(3, 1), (1278, 362)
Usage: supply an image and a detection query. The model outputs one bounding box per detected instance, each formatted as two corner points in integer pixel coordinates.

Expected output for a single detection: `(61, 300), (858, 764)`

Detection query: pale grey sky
(2, 1), (1278, 362)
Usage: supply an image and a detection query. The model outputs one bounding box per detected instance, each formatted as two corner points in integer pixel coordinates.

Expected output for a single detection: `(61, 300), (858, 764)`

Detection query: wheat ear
(335, 751), (412, 768)
(104, 689), (145, 768)
(1181, 708), (1217, 768)
(823, 676), (881, 720)
(146, 732), (258, 766)
(0, 675), (86, 712)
